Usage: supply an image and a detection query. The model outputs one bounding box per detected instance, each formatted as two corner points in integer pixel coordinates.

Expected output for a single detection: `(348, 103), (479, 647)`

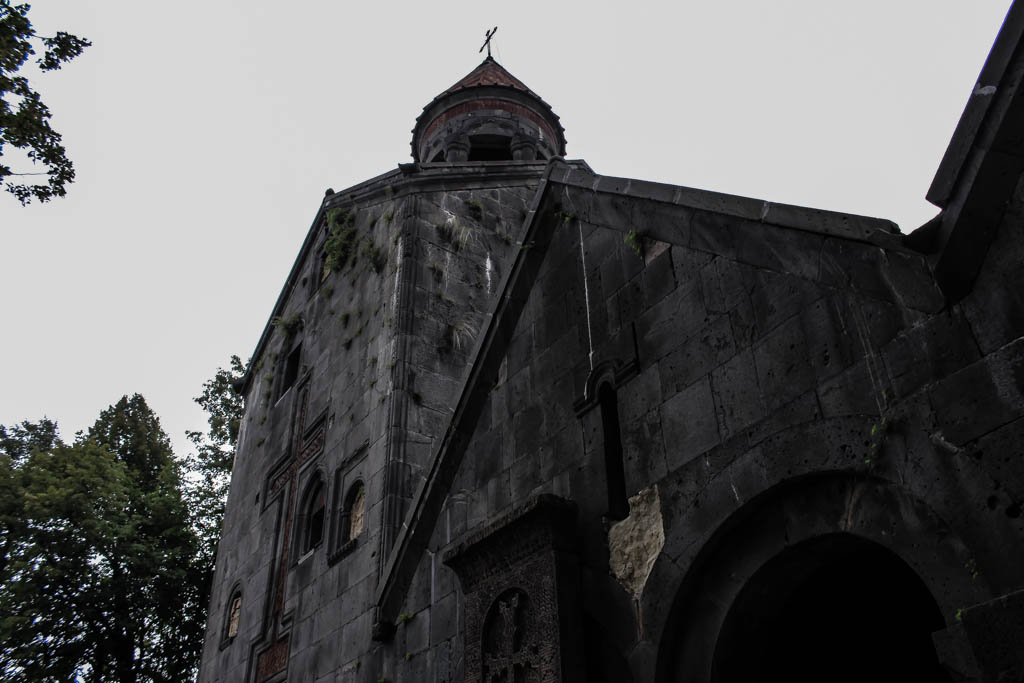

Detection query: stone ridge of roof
(546, 166), (907, 251)
(927, 1), (1024, 208)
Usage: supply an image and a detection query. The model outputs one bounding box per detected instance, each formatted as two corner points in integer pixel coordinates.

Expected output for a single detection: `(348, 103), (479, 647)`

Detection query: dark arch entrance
(712, 533), (950, 683)
(654, 472), (985, 683)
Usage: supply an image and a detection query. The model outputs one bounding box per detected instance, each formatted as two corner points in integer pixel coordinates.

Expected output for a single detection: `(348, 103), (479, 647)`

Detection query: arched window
(298, 476), (325, 557)
(341, 481), (366, 547)
(328, 469), (368, 564)
(599, 383), (628, 520)
(222, 588), (242, 645)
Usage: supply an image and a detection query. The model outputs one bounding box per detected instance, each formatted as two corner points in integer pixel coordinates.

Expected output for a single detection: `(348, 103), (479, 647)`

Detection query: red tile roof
(440, 56), (540, 99)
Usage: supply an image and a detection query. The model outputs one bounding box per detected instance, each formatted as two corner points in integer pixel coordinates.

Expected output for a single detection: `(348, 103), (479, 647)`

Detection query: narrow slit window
(300, 479), (325, 555)
(308, 491), (325, 549)
(599, 383), (628, 520)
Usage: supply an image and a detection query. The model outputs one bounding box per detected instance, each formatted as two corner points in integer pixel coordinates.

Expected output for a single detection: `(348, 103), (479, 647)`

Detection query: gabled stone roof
(371, 159), (941, 634)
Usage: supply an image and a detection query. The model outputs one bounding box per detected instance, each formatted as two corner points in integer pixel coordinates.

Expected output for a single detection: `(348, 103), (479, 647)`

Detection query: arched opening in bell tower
(467, 134), (514, 161)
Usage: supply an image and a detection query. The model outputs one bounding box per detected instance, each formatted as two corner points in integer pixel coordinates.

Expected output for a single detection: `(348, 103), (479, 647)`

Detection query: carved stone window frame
(219, 582), (243, 650)
(329, 444), (369, 565)
(293, 469), (326, 564)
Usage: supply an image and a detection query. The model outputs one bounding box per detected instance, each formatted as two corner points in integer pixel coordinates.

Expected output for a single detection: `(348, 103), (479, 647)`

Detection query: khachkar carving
(253, 379), (325, 683)
(444, 495), (583, 683)
(483, 589), (541, 682)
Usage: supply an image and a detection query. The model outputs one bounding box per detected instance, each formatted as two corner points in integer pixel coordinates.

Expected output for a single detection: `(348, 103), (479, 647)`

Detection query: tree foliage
(184, 355), (246, 667)
(0, 359), (246, 681)
(1, 436), (129, 682)
(1, 1), (90, 204)
(87, 395), (205, 682)
(1, 397), (203, 682)
(0, 416), (58, 462)
(186, 355), (244, 554)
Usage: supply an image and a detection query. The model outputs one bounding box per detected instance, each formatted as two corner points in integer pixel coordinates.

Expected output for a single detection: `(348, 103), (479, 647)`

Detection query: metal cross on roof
(479, 26), (498, 57)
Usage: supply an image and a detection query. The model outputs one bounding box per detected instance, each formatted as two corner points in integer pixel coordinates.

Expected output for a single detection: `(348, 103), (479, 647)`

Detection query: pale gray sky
(0, 0), (1013, 452)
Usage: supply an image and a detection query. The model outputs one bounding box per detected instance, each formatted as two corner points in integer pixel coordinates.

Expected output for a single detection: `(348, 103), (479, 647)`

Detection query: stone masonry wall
(200, 166), (545, 683)
(202, 163), (1024, 682)
(387, 174), (1023, 680)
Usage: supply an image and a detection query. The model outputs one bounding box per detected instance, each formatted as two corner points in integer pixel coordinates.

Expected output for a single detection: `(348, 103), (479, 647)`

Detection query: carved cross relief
(255, 380), (325, 683)
(482, 589), (541, 682)
(444, 496), (582, 682)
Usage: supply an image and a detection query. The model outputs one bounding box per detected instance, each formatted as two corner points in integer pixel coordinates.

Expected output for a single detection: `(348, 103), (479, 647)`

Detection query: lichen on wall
(608, 485), (665, 598)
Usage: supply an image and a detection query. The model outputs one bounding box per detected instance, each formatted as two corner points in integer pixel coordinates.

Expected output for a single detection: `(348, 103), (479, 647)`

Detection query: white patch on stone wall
(608, 485), (665, 599)
(842, 482), (867, 531)
(578, 222), (595, 371)
(974, 83), (997, 96)
(387, 235), (403, 399)
(848, 300), (888, 415)
(391, 236), (403, 313)
(429, 549), (436, 604)
(485, 252), (493, 294)
(930, 430), (963, 455)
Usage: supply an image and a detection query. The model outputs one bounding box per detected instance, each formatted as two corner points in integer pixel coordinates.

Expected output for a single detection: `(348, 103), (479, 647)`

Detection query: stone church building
(201, 7), (1024, 682)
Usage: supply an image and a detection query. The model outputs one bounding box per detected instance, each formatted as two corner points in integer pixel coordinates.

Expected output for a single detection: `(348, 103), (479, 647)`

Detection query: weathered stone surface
(608, 486), (665, 599)
(203, 27), (1024, 683)
(661, 377), (720, 471)
(961, 589), (1024, 683)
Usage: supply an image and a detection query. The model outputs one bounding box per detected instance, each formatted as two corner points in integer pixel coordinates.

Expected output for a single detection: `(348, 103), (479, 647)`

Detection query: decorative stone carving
(510, 134), (537, 161)
(443, 494), (583, 683)
(481, 588), (541, 681)
(444, 135), (470, 162)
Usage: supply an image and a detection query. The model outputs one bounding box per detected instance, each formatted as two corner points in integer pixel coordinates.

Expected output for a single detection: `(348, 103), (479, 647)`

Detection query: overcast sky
(0, 0), (1014, 453)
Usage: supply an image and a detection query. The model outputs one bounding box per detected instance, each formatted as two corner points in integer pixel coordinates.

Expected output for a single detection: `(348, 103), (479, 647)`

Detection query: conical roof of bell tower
(411, 56), (566, 163)
(439, 55), (540, 98)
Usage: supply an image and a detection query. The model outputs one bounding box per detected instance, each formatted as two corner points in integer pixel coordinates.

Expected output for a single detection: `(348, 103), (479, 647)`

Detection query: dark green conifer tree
(1, 396), (206, 682)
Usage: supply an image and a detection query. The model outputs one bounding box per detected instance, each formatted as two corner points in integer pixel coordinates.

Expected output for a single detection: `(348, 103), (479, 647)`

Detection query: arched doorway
(653, 473), (985, 683)
(711, 534), (950, 683)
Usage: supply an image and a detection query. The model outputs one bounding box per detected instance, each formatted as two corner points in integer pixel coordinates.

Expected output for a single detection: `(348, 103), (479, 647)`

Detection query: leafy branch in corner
(1, 1), (91, 204)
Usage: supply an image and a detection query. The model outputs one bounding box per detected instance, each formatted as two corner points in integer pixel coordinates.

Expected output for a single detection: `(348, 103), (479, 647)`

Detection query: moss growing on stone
(270, 313), (302, 337)
(325, 208), (357, 272)
(466, 199), (484, 222)
(624, 229), (643, 257)
(360, 239), (387, 274)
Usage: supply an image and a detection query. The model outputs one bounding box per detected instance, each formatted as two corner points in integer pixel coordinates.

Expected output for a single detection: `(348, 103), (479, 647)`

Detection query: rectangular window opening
(278, 344), (301, 401)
